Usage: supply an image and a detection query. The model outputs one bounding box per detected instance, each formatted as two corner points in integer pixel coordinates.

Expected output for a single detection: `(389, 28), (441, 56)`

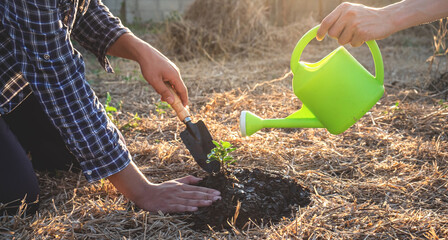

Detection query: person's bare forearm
(386, 0), (448, 33)
(107, 33), (142, 61)
(107, 161), (151, 204)
(317, 0), (448, 47)
(106, 33), (188, 106)
(107, 161), (221, 213)
(107, 33), (161, 64)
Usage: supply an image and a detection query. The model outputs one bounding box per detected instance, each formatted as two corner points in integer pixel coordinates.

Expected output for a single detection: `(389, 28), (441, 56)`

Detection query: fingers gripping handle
(290, 25), (384, 84)
(165, 82), (190, 122)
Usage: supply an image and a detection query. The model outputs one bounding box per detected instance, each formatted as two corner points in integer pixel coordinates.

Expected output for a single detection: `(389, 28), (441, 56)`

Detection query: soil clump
(187, 168), (311, 231)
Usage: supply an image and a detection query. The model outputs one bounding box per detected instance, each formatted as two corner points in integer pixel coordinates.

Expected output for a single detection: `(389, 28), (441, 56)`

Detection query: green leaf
(106, 92), (112, 105)
(223, 156), (233, 161)
(105, 106), (117, 113)
(206, 140), (238, 171)
(212, 140), (220, 148)
(221, 141), (231, 148)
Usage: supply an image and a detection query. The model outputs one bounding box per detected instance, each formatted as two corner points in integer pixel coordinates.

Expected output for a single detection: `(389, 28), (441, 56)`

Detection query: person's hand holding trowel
(106, 33), (221, 213)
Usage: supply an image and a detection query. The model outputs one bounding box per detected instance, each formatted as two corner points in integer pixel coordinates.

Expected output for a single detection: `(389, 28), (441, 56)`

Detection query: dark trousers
(0, 95), (79, 215)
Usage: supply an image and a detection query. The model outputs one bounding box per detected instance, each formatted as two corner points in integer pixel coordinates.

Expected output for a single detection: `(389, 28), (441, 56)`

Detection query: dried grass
(426, 18), (448, 95)
(3, 52), (447, 239)
(157, 0), (317, 61)
(157, 0), (266, 60)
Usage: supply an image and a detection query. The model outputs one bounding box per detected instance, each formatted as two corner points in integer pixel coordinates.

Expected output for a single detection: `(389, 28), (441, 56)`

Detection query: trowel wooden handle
(164, 82), (190, 122)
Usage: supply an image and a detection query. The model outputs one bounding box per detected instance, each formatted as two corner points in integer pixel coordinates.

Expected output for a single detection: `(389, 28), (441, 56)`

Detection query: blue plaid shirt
(0, 0), (132, 182)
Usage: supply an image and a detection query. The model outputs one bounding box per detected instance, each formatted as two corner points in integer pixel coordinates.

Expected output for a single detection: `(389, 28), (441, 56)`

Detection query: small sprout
(105, 92), (117, 113)
(438, 99), (447, 109)
(207, 140), (236, 171)
(120, 112), (142, 130)
(390, 101), (400, 111)
(104, 92), (118, 125)
(133, 112), (141, 121)
(155, 101), (171, 115)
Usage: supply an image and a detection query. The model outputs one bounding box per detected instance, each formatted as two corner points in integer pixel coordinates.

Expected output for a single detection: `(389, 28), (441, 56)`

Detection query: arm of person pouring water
(316, 0), (448, 47)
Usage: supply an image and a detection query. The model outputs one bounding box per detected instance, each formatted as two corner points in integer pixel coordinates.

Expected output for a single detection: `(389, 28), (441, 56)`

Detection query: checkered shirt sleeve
(0, 0), (132, 182)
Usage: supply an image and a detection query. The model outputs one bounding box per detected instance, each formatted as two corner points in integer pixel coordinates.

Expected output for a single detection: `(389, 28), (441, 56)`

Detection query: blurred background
(103, 0), (399, 24)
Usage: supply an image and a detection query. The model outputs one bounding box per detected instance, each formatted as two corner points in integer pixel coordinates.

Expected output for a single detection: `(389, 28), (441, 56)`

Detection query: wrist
(107, 161), (152, 205)
(107, 33), (149, 63)
(135, 43), (158, 67)
(132, 182), (156, 208)
(382, 3), (411, 34)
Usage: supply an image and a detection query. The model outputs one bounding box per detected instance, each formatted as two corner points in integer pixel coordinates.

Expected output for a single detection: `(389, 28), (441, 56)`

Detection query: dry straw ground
(1, 0), (448, 239)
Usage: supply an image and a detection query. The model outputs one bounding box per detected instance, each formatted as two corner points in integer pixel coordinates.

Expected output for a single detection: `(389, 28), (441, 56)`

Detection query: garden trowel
(165, 83), (220, 173)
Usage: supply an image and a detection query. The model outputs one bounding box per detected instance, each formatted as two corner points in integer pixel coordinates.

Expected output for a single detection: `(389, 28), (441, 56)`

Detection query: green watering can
(240, 25), (384, 137)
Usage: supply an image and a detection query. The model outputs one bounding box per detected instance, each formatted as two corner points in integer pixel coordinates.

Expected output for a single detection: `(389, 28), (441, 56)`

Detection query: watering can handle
(290, 25), (384, 84)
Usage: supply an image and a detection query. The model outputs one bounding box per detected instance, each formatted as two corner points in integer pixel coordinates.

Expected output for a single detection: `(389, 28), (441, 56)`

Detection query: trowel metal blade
(180, 120), (220, 173)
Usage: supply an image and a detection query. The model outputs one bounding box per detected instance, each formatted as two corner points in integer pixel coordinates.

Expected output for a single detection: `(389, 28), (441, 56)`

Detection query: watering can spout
(240, 111), (262, 137)
(240, 106), (324, 137)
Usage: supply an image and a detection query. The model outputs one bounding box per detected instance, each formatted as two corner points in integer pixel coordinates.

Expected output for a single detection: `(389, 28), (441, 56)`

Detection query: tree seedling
(207, 140), (236, 172)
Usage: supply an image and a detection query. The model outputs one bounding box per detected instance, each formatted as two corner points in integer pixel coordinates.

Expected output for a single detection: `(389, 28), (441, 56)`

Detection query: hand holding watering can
(240, 25), (384, 137)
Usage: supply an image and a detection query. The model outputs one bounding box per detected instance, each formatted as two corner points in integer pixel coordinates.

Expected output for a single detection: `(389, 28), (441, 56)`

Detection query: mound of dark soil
(187, 168), (311, 231)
